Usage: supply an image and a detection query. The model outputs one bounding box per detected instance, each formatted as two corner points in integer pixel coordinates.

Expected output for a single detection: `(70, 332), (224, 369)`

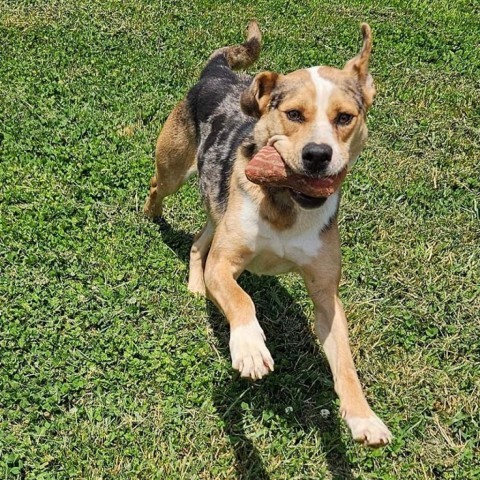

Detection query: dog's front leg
(204, 244), (274, 380)
(310, 290), (392, 447)
(301, 227), (392, 447)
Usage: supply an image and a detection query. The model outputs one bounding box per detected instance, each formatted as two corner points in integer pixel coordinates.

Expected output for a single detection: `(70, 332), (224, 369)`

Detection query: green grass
(1, 0), (479, 478)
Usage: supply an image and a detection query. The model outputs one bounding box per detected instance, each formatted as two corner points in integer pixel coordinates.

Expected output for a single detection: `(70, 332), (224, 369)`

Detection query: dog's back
(186, 22), (262, 215)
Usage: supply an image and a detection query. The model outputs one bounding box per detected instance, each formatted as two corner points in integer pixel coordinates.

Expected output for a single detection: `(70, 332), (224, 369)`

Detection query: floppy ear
(344, 23), (376, 108)
(240, 71), (279, 118)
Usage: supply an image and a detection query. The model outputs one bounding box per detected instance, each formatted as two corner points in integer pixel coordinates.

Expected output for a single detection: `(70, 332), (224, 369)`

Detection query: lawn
(0, 0), (479, 478)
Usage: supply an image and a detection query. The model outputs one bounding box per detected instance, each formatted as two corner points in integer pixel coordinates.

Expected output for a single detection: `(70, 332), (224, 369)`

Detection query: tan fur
(188, 221), (214, 296)
(143, 100), (196, 219)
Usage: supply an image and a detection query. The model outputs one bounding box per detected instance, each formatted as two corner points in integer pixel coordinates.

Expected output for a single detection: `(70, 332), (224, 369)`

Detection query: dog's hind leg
(188, 220), (214, 296)
(144, 100), (196, 220)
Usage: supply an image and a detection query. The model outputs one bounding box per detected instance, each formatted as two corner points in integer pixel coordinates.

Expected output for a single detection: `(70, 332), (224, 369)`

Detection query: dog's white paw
(344, 413), (392, 448)
(229, 322), (274, 380)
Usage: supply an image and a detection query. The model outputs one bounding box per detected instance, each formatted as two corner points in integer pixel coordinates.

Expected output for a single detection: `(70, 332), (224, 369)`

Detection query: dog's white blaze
(307, 67), (334, 116)
(239, 191), (340, 275)
(307, 67), (343, 174)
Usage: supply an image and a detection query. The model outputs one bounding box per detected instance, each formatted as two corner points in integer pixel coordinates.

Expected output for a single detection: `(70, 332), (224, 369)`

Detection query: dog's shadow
(158, 218), (353, 479)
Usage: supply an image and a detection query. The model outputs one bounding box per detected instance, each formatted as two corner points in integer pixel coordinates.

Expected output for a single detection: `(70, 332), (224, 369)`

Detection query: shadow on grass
(158, 218), (353, 480)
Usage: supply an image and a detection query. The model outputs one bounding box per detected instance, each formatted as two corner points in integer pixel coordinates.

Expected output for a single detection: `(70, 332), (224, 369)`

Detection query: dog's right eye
(286, 110), (303, 122)
(336, 113), (354, 126)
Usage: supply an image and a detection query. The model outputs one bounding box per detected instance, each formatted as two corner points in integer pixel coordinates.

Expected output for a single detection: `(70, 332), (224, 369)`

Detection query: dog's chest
(246, 227), (321, 275)
(238, 193), (338, 275)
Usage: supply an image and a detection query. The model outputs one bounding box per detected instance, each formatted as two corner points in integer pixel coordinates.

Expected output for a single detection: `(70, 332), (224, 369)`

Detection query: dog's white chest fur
(238, 192), (339, 275)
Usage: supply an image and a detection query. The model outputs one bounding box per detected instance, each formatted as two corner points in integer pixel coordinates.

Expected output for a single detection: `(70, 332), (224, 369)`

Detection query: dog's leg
(204, 239), (274, 380)
(188, 220), (214, 296)
(301, 224), (392, 448)
(144, 100), (196, 219)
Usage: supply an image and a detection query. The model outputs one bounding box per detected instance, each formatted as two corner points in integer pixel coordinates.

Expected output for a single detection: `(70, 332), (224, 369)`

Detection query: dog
(144, 21), (392, 447)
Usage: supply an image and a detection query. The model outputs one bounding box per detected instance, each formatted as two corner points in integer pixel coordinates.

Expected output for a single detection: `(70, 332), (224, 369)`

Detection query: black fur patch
(202, 113), (228, 153)
(269, 92), (284, 110)
(241, 140), (258, 159)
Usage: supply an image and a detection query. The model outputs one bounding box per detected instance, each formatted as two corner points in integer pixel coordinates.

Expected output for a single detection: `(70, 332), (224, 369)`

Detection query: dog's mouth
(245, 146), (347, 206)
(289, 190), (328, 209)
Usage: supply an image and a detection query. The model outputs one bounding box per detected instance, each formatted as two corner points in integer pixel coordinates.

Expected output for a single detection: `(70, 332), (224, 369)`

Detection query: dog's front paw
(344, 412), (392, 448)
(229, 322), (274, 380)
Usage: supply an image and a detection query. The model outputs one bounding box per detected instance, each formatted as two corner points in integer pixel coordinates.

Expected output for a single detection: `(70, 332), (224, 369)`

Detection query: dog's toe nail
(265, 357), (274, 371)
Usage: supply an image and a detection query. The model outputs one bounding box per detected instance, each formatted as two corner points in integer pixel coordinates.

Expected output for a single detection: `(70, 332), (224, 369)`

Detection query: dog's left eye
(337, 113), (354, 126)
(286, 110), (303, 122)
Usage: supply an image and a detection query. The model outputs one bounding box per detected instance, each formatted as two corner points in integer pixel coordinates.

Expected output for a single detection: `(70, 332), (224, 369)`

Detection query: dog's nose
(302, 143), (333, 175)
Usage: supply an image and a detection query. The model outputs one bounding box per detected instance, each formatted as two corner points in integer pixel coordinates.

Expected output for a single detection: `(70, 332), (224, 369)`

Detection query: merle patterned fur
(187, 54), (256, 214)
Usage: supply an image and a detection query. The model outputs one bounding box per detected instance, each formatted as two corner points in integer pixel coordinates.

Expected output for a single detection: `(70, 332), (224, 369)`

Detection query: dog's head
(241, 24), (375, 208)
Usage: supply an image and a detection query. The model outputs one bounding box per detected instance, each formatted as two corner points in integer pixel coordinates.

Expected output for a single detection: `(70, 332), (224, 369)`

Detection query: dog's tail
(206, 21), (261, 70)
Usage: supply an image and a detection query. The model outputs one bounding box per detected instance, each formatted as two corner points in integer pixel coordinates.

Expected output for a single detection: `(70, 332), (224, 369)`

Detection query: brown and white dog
(144, 22), (392, 447)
